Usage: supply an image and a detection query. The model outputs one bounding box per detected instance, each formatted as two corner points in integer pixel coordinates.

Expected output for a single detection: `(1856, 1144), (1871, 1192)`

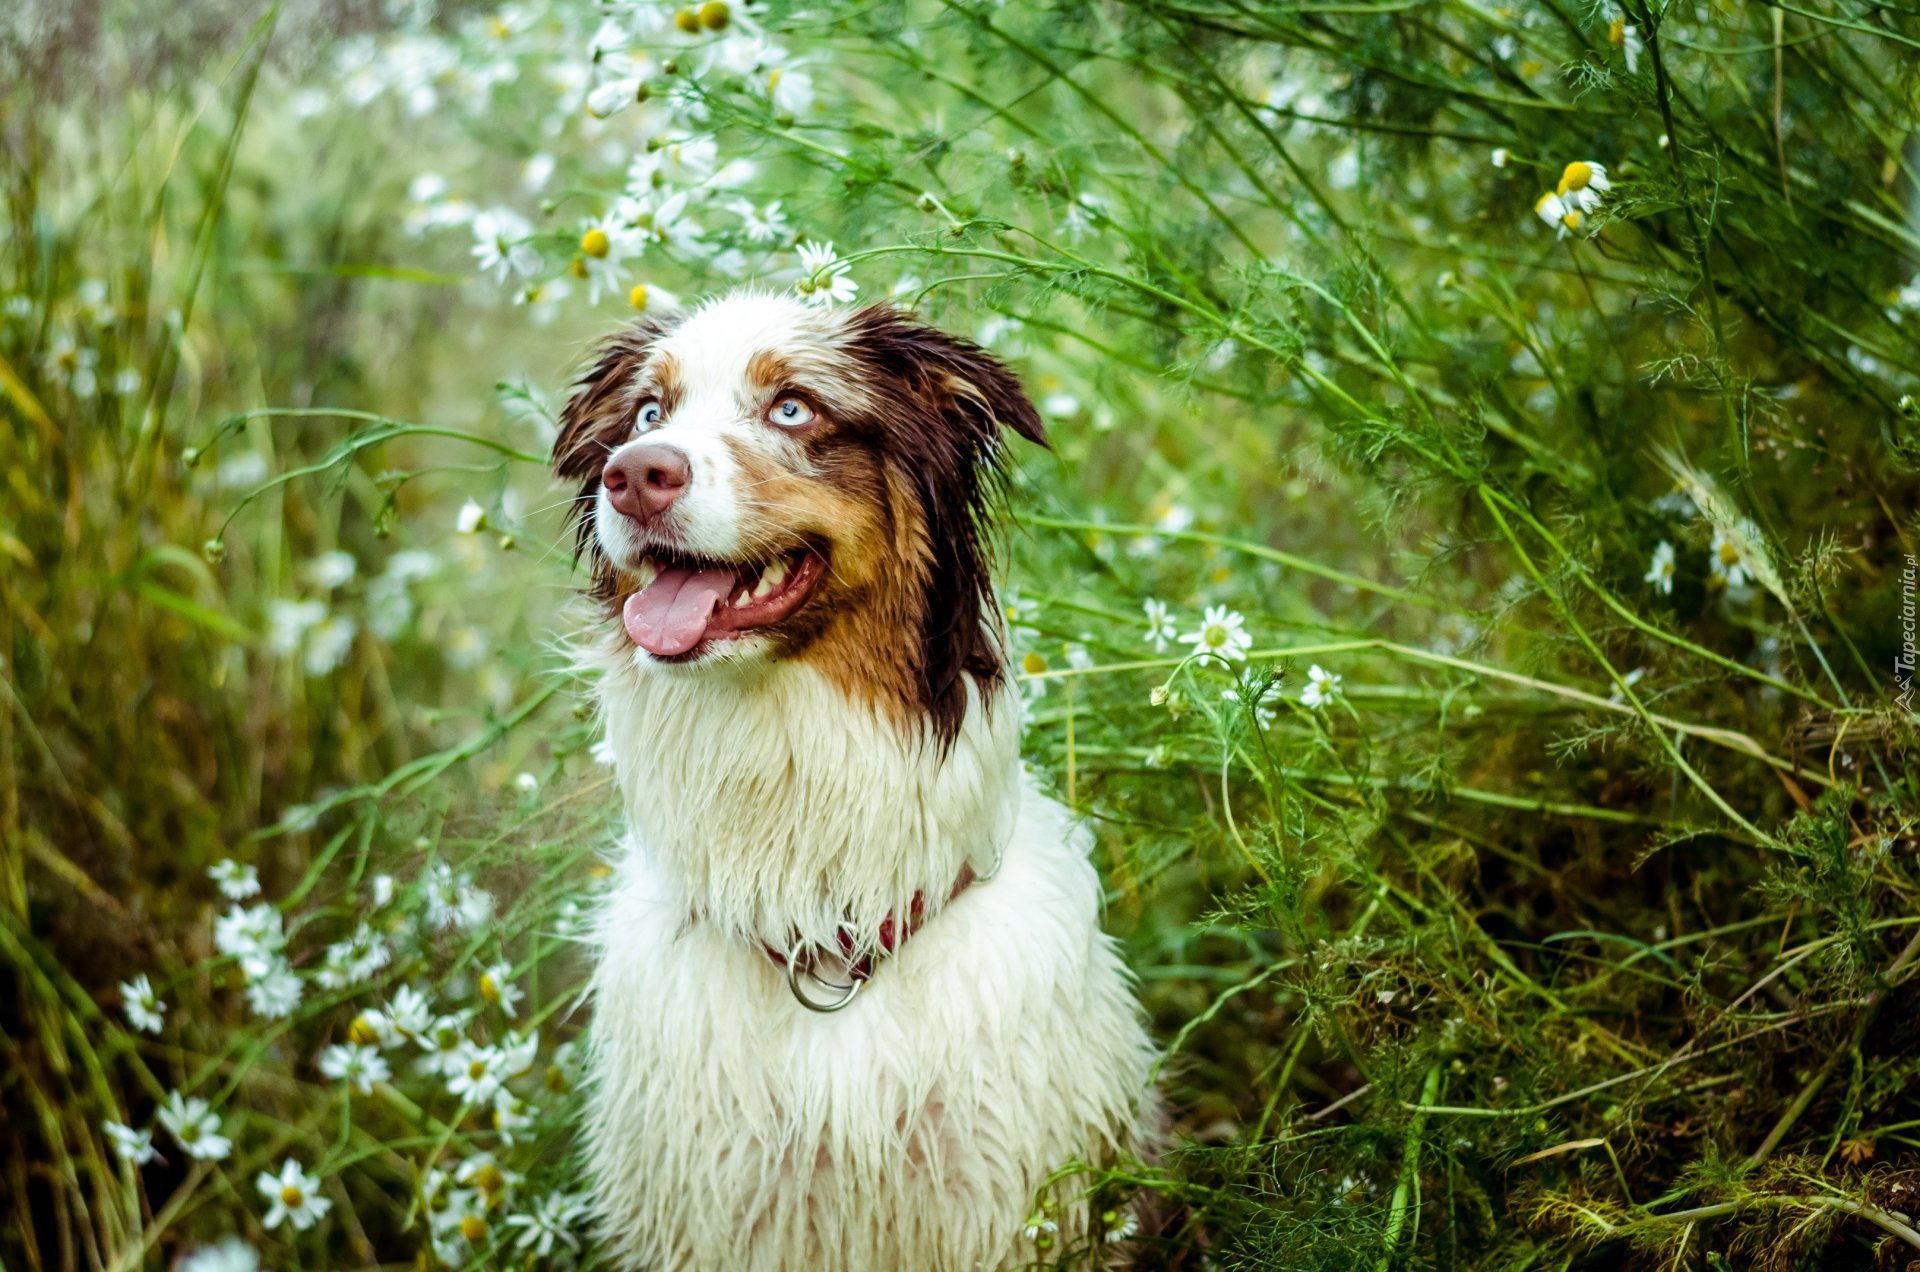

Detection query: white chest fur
(582, 659), (1155, 1269)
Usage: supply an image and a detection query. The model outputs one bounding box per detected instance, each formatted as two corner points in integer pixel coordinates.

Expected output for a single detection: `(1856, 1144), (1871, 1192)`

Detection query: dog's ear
(846, 305), (1047, 743)
(553, 315), (676, 485)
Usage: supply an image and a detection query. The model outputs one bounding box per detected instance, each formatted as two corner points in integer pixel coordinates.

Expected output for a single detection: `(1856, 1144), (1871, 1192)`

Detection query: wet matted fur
(554, 291), (1156, 1270)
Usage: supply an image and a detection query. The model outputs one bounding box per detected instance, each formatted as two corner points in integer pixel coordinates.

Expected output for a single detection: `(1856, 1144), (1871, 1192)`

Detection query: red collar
(759, 863), (979, 1012)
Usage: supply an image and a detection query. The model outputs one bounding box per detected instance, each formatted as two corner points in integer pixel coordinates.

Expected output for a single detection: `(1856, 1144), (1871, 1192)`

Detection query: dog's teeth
(752, 574), (776, 599)
(733, 588), (753, 607)
(760, 559), (788, 591)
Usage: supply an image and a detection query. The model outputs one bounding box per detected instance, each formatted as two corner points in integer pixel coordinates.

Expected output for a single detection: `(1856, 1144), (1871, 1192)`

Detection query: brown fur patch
(745, 349), (792, 393)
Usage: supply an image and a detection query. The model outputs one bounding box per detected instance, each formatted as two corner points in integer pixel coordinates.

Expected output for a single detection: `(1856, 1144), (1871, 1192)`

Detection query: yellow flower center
(1559, 161), (1594, 194)
(349, 1014), (379, 1046)
(1608, 17), (1627, 47)
(1205, 627), (1226, 648)
(468, 1059), (488, 1080)
(768, 67), (784, 92)
(474, 1164), (505, 1194)
(1020, 651), (1047, 675)
(460, 1215), (489, 1242)
(1718, 541), (1740, 566)
(1562, 210), (1582, 229)
(281, 1186), (304, 1207)
(699, 1), (731, 30)
(569, 255), (588, 280)
(673, 7), (701, 34)
(628, 283), (649, 310)
(580, 228), (611, 259)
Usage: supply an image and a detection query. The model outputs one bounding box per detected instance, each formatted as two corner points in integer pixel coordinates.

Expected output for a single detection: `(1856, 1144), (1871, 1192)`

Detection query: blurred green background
(3, 0), (1919, 1267)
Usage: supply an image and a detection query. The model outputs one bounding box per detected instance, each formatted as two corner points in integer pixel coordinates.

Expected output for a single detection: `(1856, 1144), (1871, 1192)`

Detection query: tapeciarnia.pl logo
(1898, 554), (1917, 716)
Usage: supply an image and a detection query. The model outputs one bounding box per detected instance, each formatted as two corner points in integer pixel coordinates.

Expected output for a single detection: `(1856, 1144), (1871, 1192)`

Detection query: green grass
(3, 0), (1918, 1267)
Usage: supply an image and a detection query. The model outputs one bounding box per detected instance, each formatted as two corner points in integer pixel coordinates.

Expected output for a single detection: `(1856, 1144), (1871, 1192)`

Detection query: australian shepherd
(553, 291), (1156, 1270)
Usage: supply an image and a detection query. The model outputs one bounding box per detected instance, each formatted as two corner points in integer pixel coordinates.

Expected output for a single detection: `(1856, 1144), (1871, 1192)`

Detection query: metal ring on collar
(785, 946), (864, 1013)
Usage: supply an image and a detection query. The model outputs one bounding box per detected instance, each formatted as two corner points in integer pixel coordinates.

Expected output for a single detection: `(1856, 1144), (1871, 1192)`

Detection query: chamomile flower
(1300, 664), (1343, 710)
(257, 1158), (332, 1232)
(586, 53), (654, 118)
(348, 1008), (402, 1049)
(447, 1042), (509, 1104)
(1556, 161), (1612, 214)
(420, 1010), (477, 1079)
(504, 1191), (592, 1257)
(388, 984), (435, 1036)
(1103, 1208), (1141, 1243)
(1708, 525), (1752, 589)
(1142, 599), (1179, 652)
(213, 903), (285, 969)
(576, 214), (641, 305)
(1180, 605), (1253, 662)
(1609, 14), (1643, 72)
(120, 975), (165, 1033)
(179, 1239), (259, 1272)
(1643, 541), (1676, 595)
(207, 859), (260, 900)
(478, 962), (524, 1016)
(728, 197), (790, 244)
(317, 1042), (392, 1094)
(425, 862), (494, 930)
(1023, 1210), (1059, 1241)
(795, 240), (858, 307)
(766, 64), (814, 115)
(302, 615), (357, 675)
(455, 499), (487, 534)
(244, 959), (304, 1019)
(103, 1119), (157, 1166)
(1533, 191), (1582, 239)
(157, 1092), (232, 1162)
(316, 925), (391, 990)
(469, 209), (539, 284)
(303, 550), (357, 590)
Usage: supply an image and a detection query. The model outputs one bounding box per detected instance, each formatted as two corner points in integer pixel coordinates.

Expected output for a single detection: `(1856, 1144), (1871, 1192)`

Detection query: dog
(553, 291), (1156, 1270)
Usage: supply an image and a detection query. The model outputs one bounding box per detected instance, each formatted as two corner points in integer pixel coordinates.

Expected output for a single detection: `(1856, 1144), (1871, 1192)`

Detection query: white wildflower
(1643, 541), (1676, 595)
(244, 958), (303, 1019)
(179, 1239), (259, 1272)
(470, 209), (540, 284)
(302, 615), (357, 676)
(317, 1042), (392, 1095)
(303, 550), (357, 590)
(1300, 664), (1343, 710)
(257, 1158), (332, 1232)
(1708, 525), (1752, 589)
(103, 1119), (157, 1166)
(447, 1042), (508, 1104)
(1142, 599), (1178, 652)
(208, 859), (260, 900)
(794, 240), (858, 307)
(1180, 605), (1252, 662)
(478, 962), (524, 1016)
(503, 1191), (592, 1257)
(455, 500), (487, 534)
(1556, 160), (1612, 214)
(120, 975), (165, 1033)
(157, 1093), (231, 1162)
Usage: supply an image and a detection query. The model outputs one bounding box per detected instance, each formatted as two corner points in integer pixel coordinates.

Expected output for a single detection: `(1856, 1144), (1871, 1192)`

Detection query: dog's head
(554, 291), (1046, 742)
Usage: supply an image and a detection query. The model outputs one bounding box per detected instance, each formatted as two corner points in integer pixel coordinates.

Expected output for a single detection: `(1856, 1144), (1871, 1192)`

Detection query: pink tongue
(622, 565), (736, 656)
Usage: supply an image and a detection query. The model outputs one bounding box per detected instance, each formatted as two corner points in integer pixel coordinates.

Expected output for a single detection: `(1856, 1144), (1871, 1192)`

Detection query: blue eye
(768, 397), (814, 428)
(637, 401), (662, 429)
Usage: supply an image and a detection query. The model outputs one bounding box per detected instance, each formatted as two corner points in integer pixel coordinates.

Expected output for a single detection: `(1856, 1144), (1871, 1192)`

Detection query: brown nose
(602, 443), (691, 522)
